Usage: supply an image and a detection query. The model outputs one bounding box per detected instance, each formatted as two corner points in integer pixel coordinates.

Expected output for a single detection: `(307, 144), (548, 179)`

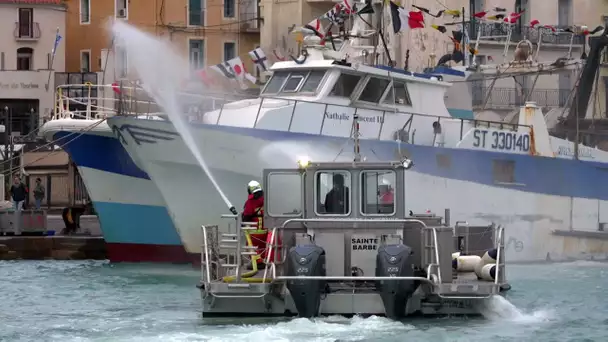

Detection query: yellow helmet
(247, 180), (262, 194)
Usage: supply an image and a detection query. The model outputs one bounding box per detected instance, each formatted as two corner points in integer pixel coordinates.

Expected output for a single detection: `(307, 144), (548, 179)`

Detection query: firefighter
(242, 180), (267, 269)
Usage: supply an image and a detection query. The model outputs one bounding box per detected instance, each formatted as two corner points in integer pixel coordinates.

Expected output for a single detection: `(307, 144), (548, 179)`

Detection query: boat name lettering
(557, 145), (593, 158)
(472, 129), (530, 152)
(351, 238), (378, 251)
(324, 112), (384, 124)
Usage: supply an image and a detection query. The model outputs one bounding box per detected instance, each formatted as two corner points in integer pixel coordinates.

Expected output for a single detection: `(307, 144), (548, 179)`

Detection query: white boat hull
(108, 116), (608, 263)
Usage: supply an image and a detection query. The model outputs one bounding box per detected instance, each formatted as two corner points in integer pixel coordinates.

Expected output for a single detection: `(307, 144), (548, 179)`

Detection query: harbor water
(1, 260), (607, 341)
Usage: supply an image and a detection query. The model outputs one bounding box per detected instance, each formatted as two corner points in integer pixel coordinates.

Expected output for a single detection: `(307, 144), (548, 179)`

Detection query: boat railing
(263, 218), (443, 286)
(184, 95), (533, 144)
(51, 83), (255, 121)
(494, 224), (506, 285)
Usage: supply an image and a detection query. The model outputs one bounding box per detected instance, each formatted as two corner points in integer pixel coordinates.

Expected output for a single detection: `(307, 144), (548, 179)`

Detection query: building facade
(0, 0), (66, 134)
(64, 0), (260, 80)
(260, 0), (607, 116)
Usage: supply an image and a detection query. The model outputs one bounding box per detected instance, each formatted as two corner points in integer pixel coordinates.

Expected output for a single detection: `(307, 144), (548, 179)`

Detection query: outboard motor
(375, 244), (416, 319)
(285, 244), (326, 318)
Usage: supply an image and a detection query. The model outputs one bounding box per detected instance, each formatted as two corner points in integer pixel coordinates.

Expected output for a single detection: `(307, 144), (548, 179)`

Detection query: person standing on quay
(33, 178), (45, 210)
(10, 176), (27, 211)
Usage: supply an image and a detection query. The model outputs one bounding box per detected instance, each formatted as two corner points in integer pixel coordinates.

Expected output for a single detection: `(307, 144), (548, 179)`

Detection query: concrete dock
(0, 214), (106, 260)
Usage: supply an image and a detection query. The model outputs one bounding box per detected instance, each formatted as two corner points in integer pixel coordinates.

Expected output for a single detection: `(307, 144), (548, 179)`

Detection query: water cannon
(229, 206), (237, 215)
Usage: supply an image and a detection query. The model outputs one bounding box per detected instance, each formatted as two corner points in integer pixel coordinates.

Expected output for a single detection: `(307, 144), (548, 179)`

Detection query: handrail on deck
(165, 95), (533, 143)
(263, 218), (443, 284)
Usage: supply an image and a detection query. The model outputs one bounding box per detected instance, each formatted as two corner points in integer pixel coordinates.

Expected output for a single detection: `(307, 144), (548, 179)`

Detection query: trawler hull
(40, 120), (190, 263)
(108, 116), (608, 263)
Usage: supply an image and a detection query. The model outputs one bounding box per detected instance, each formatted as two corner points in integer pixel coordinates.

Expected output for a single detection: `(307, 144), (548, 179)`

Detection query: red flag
(504, 10), (524, 24)
(197, 69), (214, 86)
(473, 11), (487, 18)
(111, 82), (121, 94)
(529, 19), (540, 28)
(408, 11), (425, 29)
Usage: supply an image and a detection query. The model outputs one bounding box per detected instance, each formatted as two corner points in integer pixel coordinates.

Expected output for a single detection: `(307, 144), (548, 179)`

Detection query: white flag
(248, 48), (270, 73)
(226, 57), (257, 87)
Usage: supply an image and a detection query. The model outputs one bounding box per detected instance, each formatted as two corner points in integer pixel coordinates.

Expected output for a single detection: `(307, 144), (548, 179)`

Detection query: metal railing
(265, 218), (442, 285)
(14, 22), (41, 40)
(205, 96), (531, 142)
(467, 21), (585, 46)
(472, 87), (571, 109)
(51, 83), (255, 121)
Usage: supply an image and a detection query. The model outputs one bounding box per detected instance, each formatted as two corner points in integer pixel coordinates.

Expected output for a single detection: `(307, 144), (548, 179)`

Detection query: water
(111, 21), (234, 212)
(2, 260), (608, 341)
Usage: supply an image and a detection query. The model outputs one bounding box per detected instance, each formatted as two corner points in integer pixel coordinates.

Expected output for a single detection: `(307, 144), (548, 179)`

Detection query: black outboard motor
(285, 244), (326, 318)
(375, 244), (416, 319)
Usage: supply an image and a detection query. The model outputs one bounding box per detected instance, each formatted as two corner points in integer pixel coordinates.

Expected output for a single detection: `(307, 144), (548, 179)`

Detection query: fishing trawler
(38, 83), (247, 263)
(37, 83), (190, 262)
(198, 143), (510, 317)
(108, 17), (608, 264)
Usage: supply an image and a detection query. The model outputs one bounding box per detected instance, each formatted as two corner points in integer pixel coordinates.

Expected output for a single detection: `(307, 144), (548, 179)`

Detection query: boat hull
(108, 116), (608, 263)
(47, 124), (190, 263)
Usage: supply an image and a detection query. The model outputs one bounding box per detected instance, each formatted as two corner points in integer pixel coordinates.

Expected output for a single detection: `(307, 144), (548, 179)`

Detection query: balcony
(14, 22), (41, 41)
(239, 13), (260, 32)
(472, 87), (572, 109)
(466, 21), (585, 46)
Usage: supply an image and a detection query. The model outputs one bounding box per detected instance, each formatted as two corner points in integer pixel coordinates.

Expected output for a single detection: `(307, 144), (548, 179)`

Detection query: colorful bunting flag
(226, 57), (257, 87)
(431, 25), (447, 34)
(248, 48), (269, 73)
(412, 5), (444, 18)
(354, 0), (374, 15)
(211, 62), (235, 79)
(304, 18), (325, 42)
(389, 1), (424, 34)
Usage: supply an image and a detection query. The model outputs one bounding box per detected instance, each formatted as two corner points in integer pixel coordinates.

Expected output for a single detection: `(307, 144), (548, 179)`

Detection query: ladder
(218, 221), (261, 282)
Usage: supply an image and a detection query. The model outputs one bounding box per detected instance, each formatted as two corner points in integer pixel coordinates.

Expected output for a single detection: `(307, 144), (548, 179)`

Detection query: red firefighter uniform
(242, 181), (267, 265)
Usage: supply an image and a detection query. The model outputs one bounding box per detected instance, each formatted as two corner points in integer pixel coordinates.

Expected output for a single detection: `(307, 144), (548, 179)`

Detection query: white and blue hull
(45, 125), (190, 263)
(108, 117), (608, 262)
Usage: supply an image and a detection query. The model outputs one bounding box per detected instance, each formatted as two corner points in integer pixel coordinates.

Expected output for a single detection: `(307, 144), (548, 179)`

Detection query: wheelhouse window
(358, 77), (390, 103)
(360, 171), (396, 215)
(300, 70), (325, 92)
(330, 73), (361, 98)
(263, 71), (289, 94)
(315, 171), (351, 215)
(383, 81), (412, 105)
(282, 71), (307, 92)
(262, 70), (327, 94)
(267, 172), (302, 216)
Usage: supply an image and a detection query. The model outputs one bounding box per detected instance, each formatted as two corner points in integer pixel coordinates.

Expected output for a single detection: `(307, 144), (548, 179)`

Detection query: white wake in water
(480, 295), (554, 324)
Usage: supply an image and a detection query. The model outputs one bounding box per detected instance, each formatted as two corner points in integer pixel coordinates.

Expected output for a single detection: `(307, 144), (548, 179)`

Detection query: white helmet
(247, 180), (262, 194)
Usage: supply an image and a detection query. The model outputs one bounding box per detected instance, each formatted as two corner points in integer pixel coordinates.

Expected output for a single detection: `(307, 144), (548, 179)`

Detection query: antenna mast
(353, 113), (361, 162)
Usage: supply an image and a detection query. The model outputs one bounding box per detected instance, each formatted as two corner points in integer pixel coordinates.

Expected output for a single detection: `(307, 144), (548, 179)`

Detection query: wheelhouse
(261, 63), (416, 111)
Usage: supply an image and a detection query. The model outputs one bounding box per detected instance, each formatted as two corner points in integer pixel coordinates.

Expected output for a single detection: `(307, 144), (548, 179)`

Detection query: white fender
(477, 263), (496, 281)
(455, 255), (481, 272)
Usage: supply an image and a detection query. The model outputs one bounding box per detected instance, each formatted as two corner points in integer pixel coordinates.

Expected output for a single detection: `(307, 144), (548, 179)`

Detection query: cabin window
(330, 73), (361, 98)
(263, 71), (289, 94)
(300, 70), (326, 92)
(360, 171), (396, 215)
(359, 77), (390, 103)
(267, 172), (302, 216)
(383, 81), (412, 105)
(315, 171), (351, 215)
(282, 71), (307, 92)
